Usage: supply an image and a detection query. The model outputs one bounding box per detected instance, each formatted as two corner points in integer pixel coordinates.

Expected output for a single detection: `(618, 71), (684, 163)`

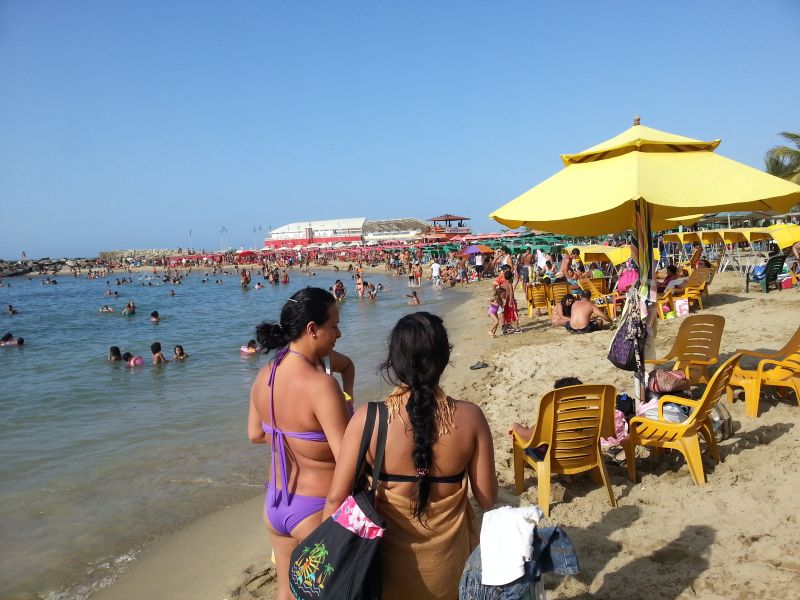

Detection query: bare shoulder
(307, 368), (341, 394)
(451, 398), (488, 426)
(250, 362), (272, 390)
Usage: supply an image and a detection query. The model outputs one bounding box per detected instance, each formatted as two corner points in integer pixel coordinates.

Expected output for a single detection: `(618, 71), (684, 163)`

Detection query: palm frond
(769, 145), (800, 164)
(778, 132), (800, 149)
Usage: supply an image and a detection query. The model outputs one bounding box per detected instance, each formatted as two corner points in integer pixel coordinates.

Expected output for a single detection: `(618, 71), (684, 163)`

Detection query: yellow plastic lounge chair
(526, 283), (549, 318)
(678, 247), (702, 273)
(547, 281), (572, 314)
(646, 314), (725, 384)
(727, 328), (800, 417)
(622, 354), (740, 485)
(512, 384), (617, 517)
(578, 278), (623, 320)
(655, 290), (674, 319)
(589, 277), (609, 294)
(671, 268), (711, 310)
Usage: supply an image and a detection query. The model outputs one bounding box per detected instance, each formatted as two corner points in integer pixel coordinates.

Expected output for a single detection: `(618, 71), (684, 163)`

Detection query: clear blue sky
(1, 1), (798, 258)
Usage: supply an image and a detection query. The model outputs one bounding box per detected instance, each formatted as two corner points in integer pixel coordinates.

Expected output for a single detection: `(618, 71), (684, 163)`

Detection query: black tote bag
(289, 402), (388, 600)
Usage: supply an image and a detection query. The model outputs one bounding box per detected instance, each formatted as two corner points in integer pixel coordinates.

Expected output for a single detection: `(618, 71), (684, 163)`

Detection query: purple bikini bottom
(264, 482), (326, 536)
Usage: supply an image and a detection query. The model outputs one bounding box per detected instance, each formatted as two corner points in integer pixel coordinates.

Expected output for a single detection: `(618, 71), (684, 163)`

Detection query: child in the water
(151, 341), (169, 365)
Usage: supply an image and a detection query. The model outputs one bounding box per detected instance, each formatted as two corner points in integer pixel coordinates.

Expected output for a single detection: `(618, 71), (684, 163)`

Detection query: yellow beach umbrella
(568, 244), (660, 265)
(766, 224), (800, 249)
(699, 230), (725, 245)
(491, 123), (800, 236)
(662, 231), (702, 245)
(738, 227), (773, 243)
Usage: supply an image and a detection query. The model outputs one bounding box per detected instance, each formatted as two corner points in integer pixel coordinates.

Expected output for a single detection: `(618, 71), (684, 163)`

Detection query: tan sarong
(376, 481), (477, 600)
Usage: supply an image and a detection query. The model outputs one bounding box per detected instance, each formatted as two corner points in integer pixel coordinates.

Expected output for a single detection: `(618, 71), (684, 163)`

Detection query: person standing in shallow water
(248, 287), (350, 600)
(324, 312), (498, 600)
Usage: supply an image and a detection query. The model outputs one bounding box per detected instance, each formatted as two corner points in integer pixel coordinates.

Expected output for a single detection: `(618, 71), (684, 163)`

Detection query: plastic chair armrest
(512, 427), (544, 450)
(629, 415), (685, 432)
(757, 359), (783, 376)
(645, 358), (671, 366)
(657, 395), (699, 419)
(736, 349), (779, 360)
(683, 358), (718, 366)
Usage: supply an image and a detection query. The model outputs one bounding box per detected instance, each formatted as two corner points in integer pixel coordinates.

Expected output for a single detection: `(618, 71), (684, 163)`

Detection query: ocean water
(0, 269), (461, 599)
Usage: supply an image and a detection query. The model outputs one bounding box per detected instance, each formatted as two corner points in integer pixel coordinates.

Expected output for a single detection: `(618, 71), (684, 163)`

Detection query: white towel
(480, 505), (543, 586)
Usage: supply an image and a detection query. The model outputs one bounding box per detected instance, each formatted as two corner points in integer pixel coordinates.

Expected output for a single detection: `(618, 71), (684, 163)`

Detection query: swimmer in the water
(151, 341), (169, 365)
(8, 304), (18, 315)
(168, 289), (176, 296)
(241, 339), (260, 354)
(1, 335), (24, 347)
(122, 301), (136, 316)
(254, 282), (264, 289)
(173, 345), (188, 360)
(108, 346), (123, 361)
(150, 311), (160, 323)
(100, 305), (114, 313)
(122, 352), (145, 367)
(406, 290), (420, 305)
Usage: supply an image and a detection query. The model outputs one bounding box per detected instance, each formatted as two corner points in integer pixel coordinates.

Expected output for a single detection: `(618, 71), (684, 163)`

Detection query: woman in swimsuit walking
(248, 287), (351, 600)
(324, 312), (498, 599)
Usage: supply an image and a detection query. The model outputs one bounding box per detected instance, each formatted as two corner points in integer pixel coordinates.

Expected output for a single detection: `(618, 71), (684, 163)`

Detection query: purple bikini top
(264, 347), (327, 507)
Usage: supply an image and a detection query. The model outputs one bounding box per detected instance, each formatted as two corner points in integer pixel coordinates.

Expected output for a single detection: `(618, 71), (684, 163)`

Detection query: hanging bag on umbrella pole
(289, 402), (388, 600)
(607, 287), (646, 371)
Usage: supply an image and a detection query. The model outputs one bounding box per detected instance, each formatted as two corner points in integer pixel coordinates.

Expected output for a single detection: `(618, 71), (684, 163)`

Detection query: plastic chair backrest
(777, 326), (800, 358)
(765, 254), (787, 280)
(537, 384), (616, 473)
(578, 279), (601, 299)
(683, 354), (740, 431)
(684, 268), (710, 290)
(684, 247), (702, 268)
(549, 282), (571, 305)
(779, 350), (800, 371)
(666, 314), (725, 363)
(589, 277), (608, 294)
(528, 284), (548, 307)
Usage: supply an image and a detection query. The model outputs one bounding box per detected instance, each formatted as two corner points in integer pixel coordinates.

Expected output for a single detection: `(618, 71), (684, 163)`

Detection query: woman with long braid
(324, 312), (497, 599)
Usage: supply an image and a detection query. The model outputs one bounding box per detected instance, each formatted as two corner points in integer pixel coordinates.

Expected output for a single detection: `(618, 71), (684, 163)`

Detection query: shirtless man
(457, 257), (468, 284)
(520, 248), (533, 301)
(565, 290), (611, 334)
(559, 248), (582, 279)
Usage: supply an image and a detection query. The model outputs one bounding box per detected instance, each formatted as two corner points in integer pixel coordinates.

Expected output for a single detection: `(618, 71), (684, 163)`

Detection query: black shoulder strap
(353, 402), (377, 493)
(370, 403), (389, 492)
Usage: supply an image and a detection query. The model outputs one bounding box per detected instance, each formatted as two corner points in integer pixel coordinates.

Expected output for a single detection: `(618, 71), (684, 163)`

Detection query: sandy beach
(93, 270), (800, 599)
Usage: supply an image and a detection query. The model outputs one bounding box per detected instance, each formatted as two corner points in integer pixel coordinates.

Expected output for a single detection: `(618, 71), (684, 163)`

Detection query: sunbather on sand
(565, 291), (611, 334)
(551, 294), (574, 327)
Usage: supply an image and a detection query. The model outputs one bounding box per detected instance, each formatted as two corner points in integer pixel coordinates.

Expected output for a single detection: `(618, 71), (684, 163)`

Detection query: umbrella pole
(632, 199), (656, 404)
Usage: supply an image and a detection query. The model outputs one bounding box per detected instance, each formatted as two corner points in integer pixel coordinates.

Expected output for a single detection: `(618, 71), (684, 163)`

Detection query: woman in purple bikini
(248, 287), (351, 600)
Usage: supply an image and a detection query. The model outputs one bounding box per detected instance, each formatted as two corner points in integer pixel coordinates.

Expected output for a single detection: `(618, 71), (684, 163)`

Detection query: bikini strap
(267, 347), (290, 507)
(379, 470), (465, 484)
